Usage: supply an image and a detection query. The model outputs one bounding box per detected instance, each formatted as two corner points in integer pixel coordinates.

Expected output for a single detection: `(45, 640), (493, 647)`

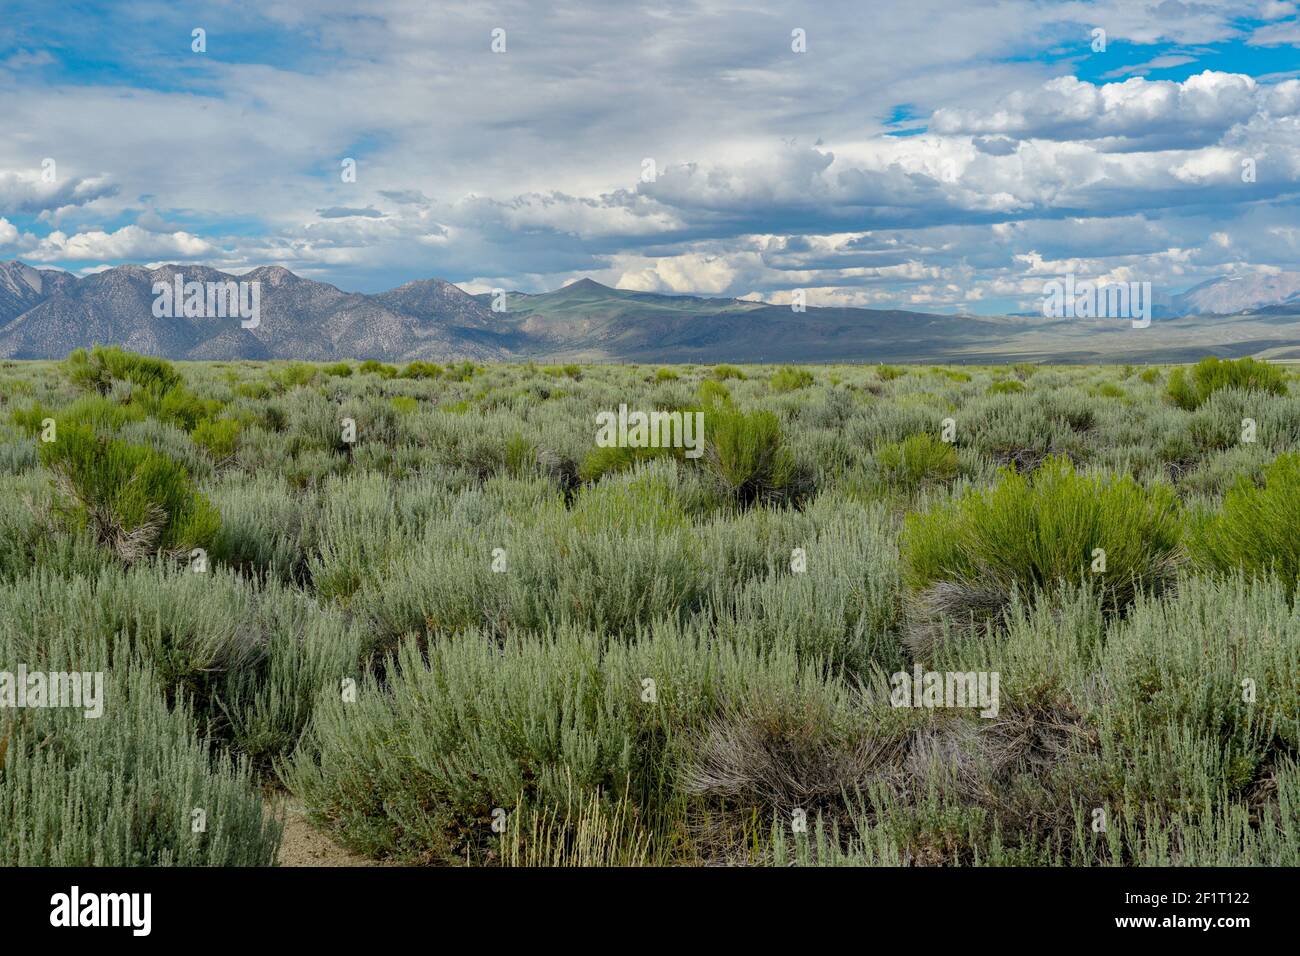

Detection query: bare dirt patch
(274, 796), (387, 867)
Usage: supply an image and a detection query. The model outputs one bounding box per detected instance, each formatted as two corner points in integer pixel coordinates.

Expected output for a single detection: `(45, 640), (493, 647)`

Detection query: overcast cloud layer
(2, 0), (1299, 313)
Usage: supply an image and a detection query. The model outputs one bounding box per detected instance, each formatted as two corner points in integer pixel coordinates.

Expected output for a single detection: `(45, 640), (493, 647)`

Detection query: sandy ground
(274, 796), (385, 867)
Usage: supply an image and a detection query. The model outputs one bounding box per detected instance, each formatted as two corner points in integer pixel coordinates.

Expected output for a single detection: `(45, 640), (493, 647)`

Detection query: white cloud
(932, 72), (1267, 149)
(25, 225), (215, 262)
(1249, 19), (1300, 45)
(0, 169), (117, 216)
(5, 0), (1300, 311)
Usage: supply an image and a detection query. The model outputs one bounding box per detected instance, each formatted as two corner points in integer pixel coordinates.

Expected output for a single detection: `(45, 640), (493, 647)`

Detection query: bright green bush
(875, 433), (958, 490)
(901, 456), (1182, 650)
(273, 362), (319, 388)
(579, 443), (663, 482)
(1167, 356), (1288, 410)
(444, 361), (479, 382)
(63, 345), (182, 395)
(138, 383), (220, 431)
(13, 394), (145, 436)
(10, 400), (54, 435)
(40, 424), (220, 561)
(191, 417), (241, 459)
(543, 363), (582, 380)
(697, 379), (733, 409)
(399, 360), (442, 379)
(390, 395), (420, 415)
(988, 379), (1024, 395)
(235, 380), (272, 399)
(710, 364), (747, 381)
(358, 359), (397, 378)
(771, 366), (815, 392)
(702, 408), (800, 506)
(1191, 452), (1300, 595)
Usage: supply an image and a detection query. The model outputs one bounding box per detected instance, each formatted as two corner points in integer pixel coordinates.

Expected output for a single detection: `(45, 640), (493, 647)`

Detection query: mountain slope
(490, 279), (1013, 361)
(0, 261), (77, 325)
(1, 262), (1298, 364)
(0, 263), (507, 362)
(1168, 272), (1300, 316)
(375, 278), (496, 329)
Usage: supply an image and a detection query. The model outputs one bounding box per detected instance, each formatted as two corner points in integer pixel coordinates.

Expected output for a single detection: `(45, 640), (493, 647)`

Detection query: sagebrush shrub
(1097, 574), (1299, 813)
(284, 621), (865, 862)
(0, 657), (280, 866)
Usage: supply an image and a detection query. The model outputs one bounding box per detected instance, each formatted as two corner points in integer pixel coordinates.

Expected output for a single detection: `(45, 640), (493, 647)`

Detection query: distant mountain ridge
(0, 261), (1297, 364)
(1168, 272), (1300, 317)
(0, 262), (505, 362)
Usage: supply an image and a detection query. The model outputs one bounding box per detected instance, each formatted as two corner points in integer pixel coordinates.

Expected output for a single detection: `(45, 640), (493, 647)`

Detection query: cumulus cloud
(931, 72), (1272, 151)
(25, 225), (215, 262)
(0, 169), (117, 216)
(4, 0), (1300, 312)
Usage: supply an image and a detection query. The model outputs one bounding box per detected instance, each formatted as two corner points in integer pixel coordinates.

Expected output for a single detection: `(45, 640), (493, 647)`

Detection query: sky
(1, 0), (1299, 314)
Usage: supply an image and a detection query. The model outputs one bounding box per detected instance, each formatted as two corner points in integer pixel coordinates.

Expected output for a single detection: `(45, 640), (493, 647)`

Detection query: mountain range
(1, 260), (1298, 364)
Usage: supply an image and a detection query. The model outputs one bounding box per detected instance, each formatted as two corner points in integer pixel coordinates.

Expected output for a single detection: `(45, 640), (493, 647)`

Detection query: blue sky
(2, 0), (1299, 313)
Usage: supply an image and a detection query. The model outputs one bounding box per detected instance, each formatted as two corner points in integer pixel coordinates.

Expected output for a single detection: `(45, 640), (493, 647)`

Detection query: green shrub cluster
(1167, 356), (1287, 410)
(901, 455), (1182, 651)
(874, 433), (958, 491)
(63, 345), (182, 395)
(770, 366), (815, 392)
(40, 424), (220, 562)
(1192, 452), (1300, 596)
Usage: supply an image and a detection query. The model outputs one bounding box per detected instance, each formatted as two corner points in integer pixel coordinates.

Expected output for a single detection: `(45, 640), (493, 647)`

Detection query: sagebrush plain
(1, 349), (1298, 866)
